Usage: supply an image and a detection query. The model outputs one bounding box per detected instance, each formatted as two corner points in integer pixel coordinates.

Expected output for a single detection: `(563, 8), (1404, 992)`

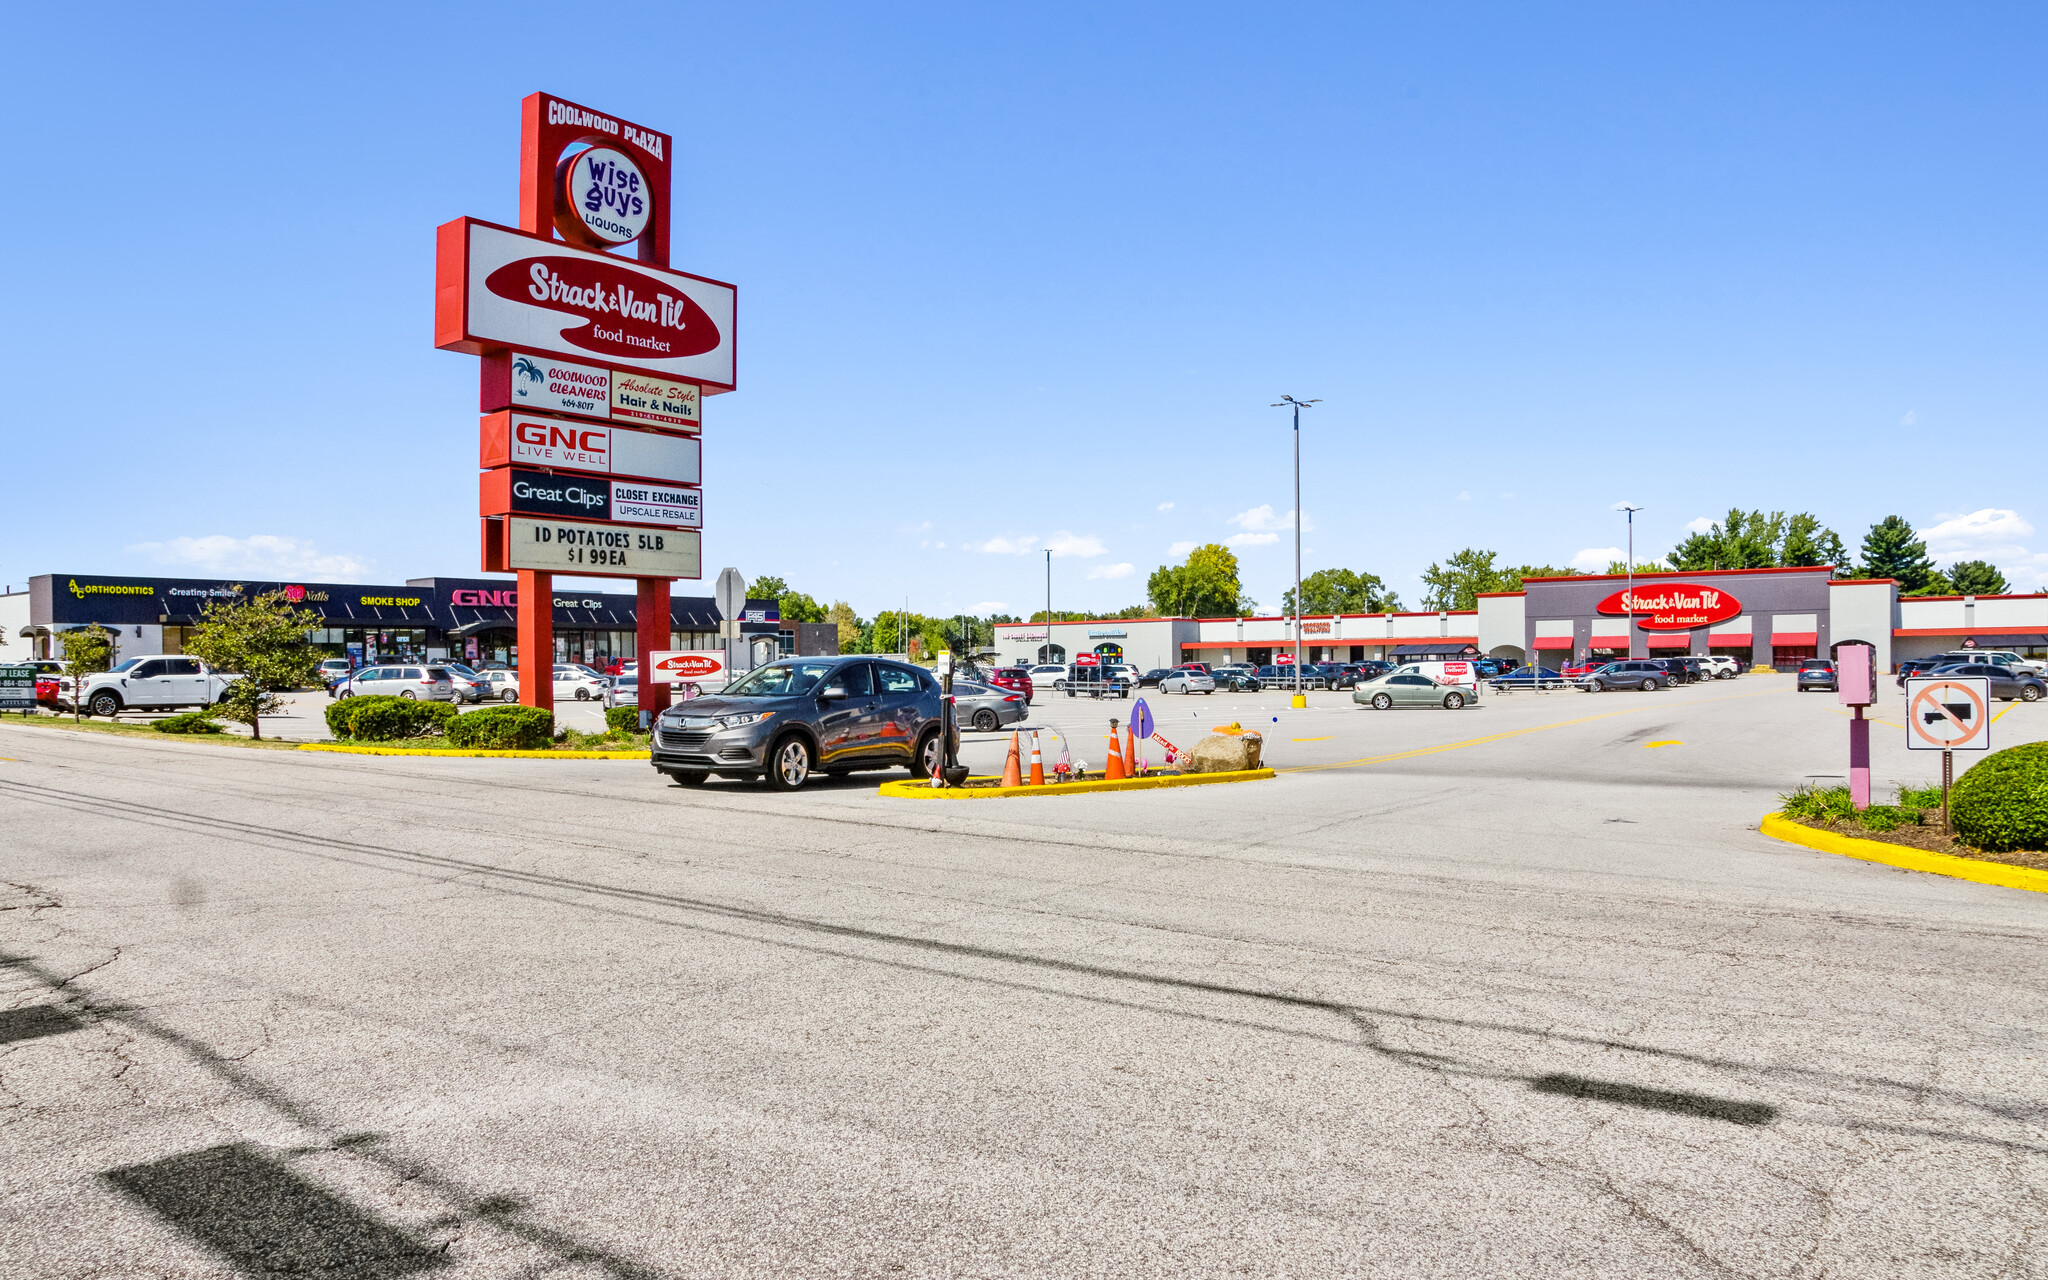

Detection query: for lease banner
(503, 517), (700, 577)
(438, 219), (736, 389)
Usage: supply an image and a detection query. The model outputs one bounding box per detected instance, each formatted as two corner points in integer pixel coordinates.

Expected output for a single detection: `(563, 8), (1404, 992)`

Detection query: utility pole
(1272, 395), (1319, 704)
(1620, 504), (1644, 658)
(1045, 548), (1052, 665)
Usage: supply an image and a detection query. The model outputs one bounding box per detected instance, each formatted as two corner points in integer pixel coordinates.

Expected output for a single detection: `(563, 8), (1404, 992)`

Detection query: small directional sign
(1904, 676), (1991, 752)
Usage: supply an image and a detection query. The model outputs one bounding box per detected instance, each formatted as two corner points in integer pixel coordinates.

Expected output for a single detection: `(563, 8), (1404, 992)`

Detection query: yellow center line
(1291, 736), (1333, 742)
(1276, 689), (1774, 774)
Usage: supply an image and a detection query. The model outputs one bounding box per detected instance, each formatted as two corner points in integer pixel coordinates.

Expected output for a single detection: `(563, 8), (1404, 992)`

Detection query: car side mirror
(819, 685), (848, 701)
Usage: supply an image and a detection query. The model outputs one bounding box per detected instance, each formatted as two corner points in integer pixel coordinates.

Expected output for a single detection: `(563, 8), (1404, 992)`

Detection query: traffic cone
(1124, 725), (1138, 776)
(1002, 732), (1023, 787)
(1029, 732), (1046, 786)
(1106, 726), (1126, 780)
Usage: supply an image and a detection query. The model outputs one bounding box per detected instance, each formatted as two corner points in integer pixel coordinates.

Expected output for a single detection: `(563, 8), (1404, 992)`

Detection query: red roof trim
(1900, 592), (2048, 603)
(1181, 636), (1479, 649)
(1892, 626), (2048, 637)
(1523, 565), (1834, 584)
(1831, 578), (1894, 586)
(1473, 591), (1526, 599)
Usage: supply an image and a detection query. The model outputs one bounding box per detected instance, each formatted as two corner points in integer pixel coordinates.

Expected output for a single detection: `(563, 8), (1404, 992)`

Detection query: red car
(1174, 662), (1212, 674)
(987, 666), (1035, 701)
(1560, 658), (1615, 678)
(35, 676), (60, 707)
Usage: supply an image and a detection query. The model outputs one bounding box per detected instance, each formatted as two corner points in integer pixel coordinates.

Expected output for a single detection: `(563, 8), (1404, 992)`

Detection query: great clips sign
(1595, 583), (1741, 630)
(437, 219), (736, 389)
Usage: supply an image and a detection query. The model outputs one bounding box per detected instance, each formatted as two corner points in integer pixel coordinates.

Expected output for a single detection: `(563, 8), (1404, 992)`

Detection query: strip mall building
(994, 566), (2048, 673)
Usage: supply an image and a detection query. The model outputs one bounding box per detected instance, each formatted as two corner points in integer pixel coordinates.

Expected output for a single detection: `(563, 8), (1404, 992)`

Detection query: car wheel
(665, 770), (709, 786)
(912, 728), (943, 778)
(399, 690), (417, 701)
(576, 689), (591, 701)
(88, 691), (122, 718)
(765, 735), (814, 791)
(1589, 680), (1605, 693)
(1642, 679), (1657, 692)
(971, 708), (998, 732)
(2023, 685), (2043, 702)
(501, 689), (518, 703)
(1444, 693), (1465, 709)
(1371, 693), (1393, 710)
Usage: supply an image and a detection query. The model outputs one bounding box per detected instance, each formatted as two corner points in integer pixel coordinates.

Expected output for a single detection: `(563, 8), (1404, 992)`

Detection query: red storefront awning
(1532, 636), (1573, 650)
(1647, 633), (1691, 649)
(1771, 632), (1819, 646)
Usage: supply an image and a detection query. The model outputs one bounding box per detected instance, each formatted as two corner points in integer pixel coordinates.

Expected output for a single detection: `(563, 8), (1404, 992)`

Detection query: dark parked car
(1064, 665), (1131, 698)
(1652, 657), (1701, 685)
(1796, 659), (1837, 692)
(1893, 658), (1944, 688)
(1576, 660), (1669, 692)
(987, 666), (1036, 701)
(1255, 664), (1327, 689)
(1488, 665), (1567, 690)
(650, 657), (944, 790)
(1350, 660), (1394, 683)
(1137, 668), (1170, 688)
(1210, 667), (1264, 692)
(1926, 662), (2046, 703)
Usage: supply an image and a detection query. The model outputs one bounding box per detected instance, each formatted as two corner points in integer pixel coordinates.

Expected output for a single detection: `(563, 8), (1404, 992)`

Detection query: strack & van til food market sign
(1594, 584), (1741, 630)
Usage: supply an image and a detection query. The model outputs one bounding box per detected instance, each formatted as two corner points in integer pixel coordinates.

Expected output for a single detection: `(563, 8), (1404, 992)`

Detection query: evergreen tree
(1779, 514), (1849, 570)
(1944, 560), (2009, 596)
(1857, 515), (1938, 592)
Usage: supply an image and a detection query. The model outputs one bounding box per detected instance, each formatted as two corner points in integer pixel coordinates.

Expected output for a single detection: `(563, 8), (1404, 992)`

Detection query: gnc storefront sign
(1596, 584), (1742, 630)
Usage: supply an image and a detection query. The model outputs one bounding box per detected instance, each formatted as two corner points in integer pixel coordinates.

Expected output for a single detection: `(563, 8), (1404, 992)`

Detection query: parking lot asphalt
(2, 674), (2045, 1277)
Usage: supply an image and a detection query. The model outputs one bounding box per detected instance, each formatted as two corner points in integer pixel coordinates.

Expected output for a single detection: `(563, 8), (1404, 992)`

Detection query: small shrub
(1951, 742), (2048, 853)
(605, 706), (644, 735)
(1779, 783), (1856, 823)
(152, 712), (224, 735)
(325, 695), (457, 742)
(444, 704), (554, 750)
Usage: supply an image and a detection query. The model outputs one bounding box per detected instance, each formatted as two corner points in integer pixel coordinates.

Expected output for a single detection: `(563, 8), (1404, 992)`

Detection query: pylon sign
(1904, 676), (1992, 752)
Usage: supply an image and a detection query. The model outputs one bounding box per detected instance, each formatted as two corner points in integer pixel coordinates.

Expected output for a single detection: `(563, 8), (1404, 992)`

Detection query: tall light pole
(1619, 504), (1644, 658)
(1272, 395), (1319, 699)
(1044, 548), (1052, 665)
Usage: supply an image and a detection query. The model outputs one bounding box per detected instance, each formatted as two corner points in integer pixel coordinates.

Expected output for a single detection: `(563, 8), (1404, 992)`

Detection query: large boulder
(1181, 732), (1263, 774)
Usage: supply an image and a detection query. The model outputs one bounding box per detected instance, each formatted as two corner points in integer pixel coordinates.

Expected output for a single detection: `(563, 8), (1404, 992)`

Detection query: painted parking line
(1644, 740), (1682, 748)
(1292, 736), (1333, 742)
(1277, 690), (1773, 775)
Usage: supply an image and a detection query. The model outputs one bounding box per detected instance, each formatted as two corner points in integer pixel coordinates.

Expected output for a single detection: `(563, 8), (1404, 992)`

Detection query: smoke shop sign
(1595, 583), (1741, 630)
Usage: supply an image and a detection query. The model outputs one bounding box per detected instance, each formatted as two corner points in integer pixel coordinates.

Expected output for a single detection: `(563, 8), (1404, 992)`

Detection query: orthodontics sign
(437, 219), (736, 388)
(1594, 583), (1742, 630)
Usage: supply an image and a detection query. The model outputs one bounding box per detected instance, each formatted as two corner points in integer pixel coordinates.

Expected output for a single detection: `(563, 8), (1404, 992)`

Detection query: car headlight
(714, 711), (774, 730)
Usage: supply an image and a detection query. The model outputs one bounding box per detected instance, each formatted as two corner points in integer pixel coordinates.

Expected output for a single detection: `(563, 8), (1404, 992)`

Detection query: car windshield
(724, 662), (838, 697)
(108, 658), (144, 674)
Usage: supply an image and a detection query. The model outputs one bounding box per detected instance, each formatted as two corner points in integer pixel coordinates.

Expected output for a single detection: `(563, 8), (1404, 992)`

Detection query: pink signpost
(1836, 643), (1876, 809)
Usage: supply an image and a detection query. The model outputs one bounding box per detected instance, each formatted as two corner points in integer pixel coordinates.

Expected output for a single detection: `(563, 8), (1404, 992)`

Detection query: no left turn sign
(1904, 676), (1992, 752)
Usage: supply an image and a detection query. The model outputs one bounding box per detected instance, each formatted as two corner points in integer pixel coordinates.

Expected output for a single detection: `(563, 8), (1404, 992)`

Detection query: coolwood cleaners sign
(1594, 583), (1742, 630)
(438, 220), (736, 388)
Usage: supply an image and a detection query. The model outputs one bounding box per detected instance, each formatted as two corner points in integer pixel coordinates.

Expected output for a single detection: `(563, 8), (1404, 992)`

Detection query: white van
(1394, 661), (1483, 692)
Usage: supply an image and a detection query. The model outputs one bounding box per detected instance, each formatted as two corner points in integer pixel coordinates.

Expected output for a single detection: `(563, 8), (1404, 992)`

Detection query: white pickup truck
(69, 655), (233, 717)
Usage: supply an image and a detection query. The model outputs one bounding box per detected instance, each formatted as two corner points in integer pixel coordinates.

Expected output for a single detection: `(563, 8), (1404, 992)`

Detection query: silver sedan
(952, 682), (1030, 732)
(1353, 672), (1473, 710)
(1160, 671), (1217, 694)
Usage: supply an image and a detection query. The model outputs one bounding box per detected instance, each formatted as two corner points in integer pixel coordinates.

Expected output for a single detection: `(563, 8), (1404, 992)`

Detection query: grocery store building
(988, 566), (2047, 674)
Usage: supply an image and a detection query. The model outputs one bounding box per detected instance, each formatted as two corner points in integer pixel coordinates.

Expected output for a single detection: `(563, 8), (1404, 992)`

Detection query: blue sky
(5, 4), (2045, 613)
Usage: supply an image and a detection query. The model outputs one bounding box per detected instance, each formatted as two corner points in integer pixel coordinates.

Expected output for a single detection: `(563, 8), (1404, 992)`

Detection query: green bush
(604, 705), (644, 735)
(1777, 782), (1943, 835)
(444, 704), (554, 750)
(152, 712), (224, 735)
(324, 695), (458, 742)
(1951, 742), (2048, 853)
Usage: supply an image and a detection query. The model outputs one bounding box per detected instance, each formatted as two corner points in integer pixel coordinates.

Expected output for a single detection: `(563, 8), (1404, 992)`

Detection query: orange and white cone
(1124, 726), (1138, 776)
(1029, 732), (1045, 786)
(1002, 732), (1023, 787)
(1105, 727), (1126, 780)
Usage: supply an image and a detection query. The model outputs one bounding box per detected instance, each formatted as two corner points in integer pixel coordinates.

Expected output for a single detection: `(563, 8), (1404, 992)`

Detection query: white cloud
(125, 535), (372, 579)
(1167, 541), (1197, 556)
(1570, 546), (1626, 572)
(1156, 501), (1174, 512)
(971, 534), (1040, 555)
(969, 601), (1008, 613)
(902, 520), (933, 534)
(1226, 532), (1280, 548)
(1045, 531), (1104, 558)
(1900, 410), (1917, 427)
(1684, 516), (1715, 534)
(1457, 491), (1471, 501)
(1922, 508), (2048, 588)
(1086, 562), (1135, 580)
(1228, 504), (1310, 533)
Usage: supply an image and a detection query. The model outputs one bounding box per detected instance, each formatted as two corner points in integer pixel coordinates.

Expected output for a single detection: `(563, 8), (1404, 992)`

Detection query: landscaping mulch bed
(1785, 814), (2048, 871)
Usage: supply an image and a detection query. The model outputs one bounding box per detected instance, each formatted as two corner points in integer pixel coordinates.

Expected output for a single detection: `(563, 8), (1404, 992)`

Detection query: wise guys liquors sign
(437, 219), (736, 389)
(1595, 584), (1742, 630)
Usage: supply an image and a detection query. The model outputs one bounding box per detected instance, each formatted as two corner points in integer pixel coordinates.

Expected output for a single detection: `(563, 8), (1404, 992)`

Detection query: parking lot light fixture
(1273, 395), (1319, 705)
(1619, 504), (1644, 657)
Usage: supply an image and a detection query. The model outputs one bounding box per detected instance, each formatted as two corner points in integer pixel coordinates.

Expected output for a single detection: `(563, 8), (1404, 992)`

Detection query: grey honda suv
(650, 656), (946, 790)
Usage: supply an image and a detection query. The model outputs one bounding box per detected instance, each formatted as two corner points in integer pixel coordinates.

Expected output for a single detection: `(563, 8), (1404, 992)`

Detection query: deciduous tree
(1147, 544), (1253, 617)
(60, 625), (114, 724)
(1282, 568), (1401, 615)
(183, 589), (322, 741)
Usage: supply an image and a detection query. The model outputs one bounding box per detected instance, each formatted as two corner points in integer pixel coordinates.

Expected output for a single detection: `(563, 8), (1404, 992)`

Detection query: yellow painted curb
(878, 768), (1275, 799)
(1760, 812), (2048, 895)
(297, 744), (649, 760)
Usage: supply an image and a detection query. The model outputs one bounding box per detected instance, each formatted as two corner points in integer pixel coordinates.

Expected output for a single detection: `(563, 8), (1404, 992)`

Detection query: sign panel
(502, 517), (699, 577)
(505, 353), (611, 417)
(482, 469), (702, 529)
(1905, 676), (1991, 751)
(560, 146), (650, 247)
(1595, 584), (1742, 630)
(437, 219), (736, 389)
(644, 650), (729, 685)
(481, 413), (701, 485)
(611, 372), (700, 428)
(0, 665), (36, 710)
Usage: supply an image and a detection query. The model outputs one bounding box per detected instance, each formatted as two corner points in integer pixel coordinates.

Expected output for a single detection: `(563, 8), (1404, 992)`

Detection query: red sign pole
(636, 578), (673, 718)
(518, 569), (554, 711)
